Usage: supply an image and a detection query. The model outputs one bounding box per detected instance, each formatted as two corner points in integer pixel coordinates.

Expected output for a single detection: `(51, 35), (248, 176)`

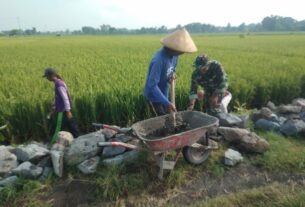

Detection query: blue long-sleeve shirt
(144, 47), (178, 106)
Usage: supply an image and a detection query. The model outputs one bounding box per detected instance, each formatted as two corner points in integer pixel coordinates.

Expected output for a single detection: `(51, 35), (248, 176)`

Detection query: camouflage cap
(193, 54), (209, 69)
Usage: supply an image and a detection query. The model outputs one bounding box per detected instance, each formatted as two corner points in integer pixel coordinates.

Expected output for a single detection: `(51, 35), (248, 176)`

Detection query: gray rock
(119, 127), (132, 134)
(64, 131), (105, 165)
(224, 149), (243, 166)
(38, 167), (52, 182)
(251, 107), (273, 122)
(292, 98), (305, 108)
(0, 146), (18, 175)
(279, 117), (288, 125)
(77, 156), (100, 174)
(102, 128), (118, 139)
(102, 154), (124, 165)
(216, 113), (243, 127)
(37, 156), (52, 168)
(102, 150), (139, 166)
(255, 119), (280, 132)
(0, 175), (18, 187)
(301, 111), (305, 122)
(115, 134), (133, 143)
(12, 162), (43, 179)
(51, 150), (63, 177)
(238, 132), (270, 153)
(102, 146), (126, 158)
(278, 105), (302, 114)
(218, 127), (270, 153)
(266, 101), (277, 111)
(280, 119), (305, 136)
(14, 144), (49, 162)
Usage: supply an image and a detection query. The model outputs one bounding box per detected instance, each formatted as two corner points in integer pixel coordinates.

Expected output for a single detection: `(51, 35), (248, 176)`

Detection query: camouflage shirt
(189, 60), (228, 100)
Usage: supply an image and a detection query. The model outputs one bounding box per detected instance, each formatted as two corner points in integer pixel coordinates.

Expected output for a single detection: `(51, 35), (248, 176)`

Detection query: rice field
(0, 34), (305, 141)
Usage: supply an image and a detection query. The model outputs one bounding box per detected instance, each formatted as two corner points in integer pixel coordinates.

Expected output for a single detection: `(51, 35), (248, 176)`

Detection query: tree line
(1, 15), (305, 36)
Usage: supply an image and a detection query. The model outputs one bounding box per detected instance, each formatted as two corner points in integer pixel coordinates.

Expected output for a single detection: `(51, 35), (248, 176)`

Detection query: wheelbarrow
(97, 111), (219, 179)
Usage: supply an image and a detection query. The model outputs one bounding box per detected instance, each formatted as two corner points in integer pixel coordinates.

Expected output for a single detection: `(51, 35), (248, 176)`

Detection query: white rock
(224, 149), (243, 166)
(0, 146), (18, 175)
(51, 150), (64, 177)
(14, 144), (49, 162)
(77, 156), (100, 174)
(12, 162), (43, 179)
(57, 131), (74, 147)
(51, 143), (65, 152)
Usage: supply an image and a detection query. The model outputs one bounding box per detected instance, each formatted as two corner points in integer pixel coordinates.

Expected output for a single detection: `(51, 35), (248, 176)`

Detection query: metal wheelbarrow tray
(132, 111), (218, 152)
(98, 111), (219, 179)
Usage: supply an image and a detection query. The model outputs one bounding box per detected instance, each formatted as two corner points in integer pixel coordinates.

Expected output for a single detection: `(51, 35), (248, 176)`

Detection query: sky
(0, 0), (304, 31)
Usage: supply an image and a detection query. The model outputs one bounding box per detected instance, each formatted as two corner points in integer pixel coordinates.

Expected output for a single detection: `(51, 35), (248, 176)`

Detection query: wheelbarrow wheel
(182, 146), (210, 165)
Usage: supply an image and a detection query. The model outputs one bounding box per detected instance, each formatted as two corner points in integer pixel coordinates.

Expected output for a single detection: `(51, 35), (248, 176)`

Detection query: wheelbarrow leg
(157, 153), (165, 179)
(155, 149), (182, 180)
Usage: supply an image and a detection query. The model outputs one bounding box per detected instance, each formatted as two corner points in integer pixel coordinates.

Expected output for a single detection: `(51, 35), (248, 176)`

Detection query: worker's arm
(58, 86), (73, 118)
(146, 61), (171, 107)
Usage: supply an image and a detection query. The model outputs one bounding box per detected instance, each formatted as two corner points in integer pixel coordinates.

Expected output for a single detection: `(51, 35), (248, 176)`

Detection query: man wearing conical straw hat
(144, 28), (197, 116)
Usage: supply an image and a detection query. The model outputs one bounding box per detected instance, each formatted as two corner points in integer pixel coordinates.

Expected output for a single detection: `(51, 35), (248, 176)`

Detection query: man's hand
(209, 92), (220, 107)
(187, 104), (194, 111)
(66, 111), (73, 119)
(168, 103), (177, 112)
(187, 99), (196, 111)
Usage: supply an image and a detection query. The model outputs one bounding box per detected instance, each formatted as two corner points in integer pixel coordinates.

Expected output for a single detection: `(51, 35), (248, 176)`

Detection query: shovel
(170, 79), (176, 128)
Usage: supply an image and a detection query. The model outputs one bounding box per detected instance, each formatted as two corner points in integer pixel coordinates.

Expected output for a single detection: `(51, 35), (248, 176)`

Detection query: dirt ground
(40, 162), (305, 207)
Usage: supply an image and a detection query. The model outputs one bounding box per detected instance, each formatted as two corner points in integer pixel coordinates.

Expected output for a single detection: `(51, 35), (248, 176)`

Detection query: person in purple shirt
(144, 28), (198, 116)
(43, 68), (79, 142)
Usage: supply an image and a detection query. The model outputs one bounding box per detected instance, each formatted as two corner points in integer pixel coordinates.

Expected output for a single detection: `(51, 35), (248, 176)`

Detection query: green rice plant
(0, 34), (305, 141)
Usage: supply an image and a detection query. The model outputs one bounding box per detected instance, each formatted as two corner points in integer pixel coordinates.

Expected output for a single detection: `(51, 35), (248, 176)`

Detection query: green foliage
(0, 34), (305, 141)
(0, 178), (50, 207)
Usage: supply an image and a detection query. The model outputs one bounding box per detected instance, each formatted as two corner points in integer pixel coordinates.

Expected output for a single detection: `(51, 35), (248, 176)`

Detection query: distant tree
(9, 29), (19, 36)
(81, 26), (97, 35)
(238, 23), (246, 32)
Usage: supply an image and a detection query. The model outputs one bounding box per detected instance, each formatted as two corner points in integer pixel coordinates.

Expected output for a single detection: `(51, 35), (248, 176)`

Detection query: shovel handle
(170, 79), (176, 127)
(170, 79), (175, 106)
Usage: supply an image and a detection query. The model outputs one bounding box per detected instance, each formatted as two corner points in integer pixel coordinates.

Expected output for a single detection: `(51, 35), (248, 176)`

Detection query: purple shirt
(54, 79), (71, 112)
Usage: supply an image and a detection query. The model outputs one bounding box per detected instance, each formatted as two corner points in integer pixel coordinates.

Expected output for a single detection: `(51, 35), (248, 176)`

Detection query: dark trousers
(61, 113), (80, 138)
(150, 102), (168, 116)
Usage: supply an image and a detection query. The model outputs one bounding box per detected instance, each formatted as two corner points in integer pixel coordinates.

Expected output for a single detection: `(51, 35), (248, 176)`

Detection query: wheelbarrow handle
(92, 123), (121, 132)
(98, 141), (139, 150)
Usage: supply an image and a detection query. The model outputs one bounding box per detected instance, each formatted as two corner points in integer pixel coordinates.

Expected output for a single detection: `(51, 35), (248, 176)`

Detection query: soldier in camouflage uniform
(187, 54), (229, 115)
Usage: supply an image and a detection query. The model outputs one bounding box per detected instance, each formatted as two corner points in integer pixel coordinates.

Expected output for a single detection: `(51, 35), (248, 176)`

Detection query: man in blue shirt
(144, 28), (197, 115)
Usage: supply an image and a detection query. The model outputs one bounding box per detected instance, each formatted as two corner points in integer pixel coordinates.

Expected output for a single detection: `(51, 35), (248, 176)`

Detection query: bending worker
(187, 54), (231, 115)
(43, 68), (79, 142)
(144, 28), (197, 116)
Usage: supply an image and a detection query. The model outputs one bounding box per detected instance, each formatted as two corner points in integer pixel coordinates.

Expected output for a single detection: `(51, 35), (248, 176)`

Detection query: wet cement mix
(146, 114), (192, 139)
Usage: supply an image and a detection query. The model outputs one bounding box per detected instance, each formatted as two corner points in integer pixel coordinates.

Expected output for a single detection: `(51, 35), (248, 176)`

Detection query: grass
(0, 34), (305, 141)
(252, 132), (305, 173)
(1, 131), (305, 206)
(185, 183), (305, 207)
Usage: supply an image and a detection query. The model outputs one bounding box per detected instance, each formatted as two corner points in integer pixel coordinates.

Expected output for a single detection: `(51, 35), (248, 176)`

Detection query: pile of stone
(0, 127), (139, 192)
(252, 98), (305, 136)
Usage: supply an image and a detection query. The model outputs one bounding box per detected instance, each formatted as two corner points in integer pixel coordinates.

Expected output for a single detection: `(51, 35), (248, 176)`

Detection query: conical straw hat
(160, 28), (197, 53)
